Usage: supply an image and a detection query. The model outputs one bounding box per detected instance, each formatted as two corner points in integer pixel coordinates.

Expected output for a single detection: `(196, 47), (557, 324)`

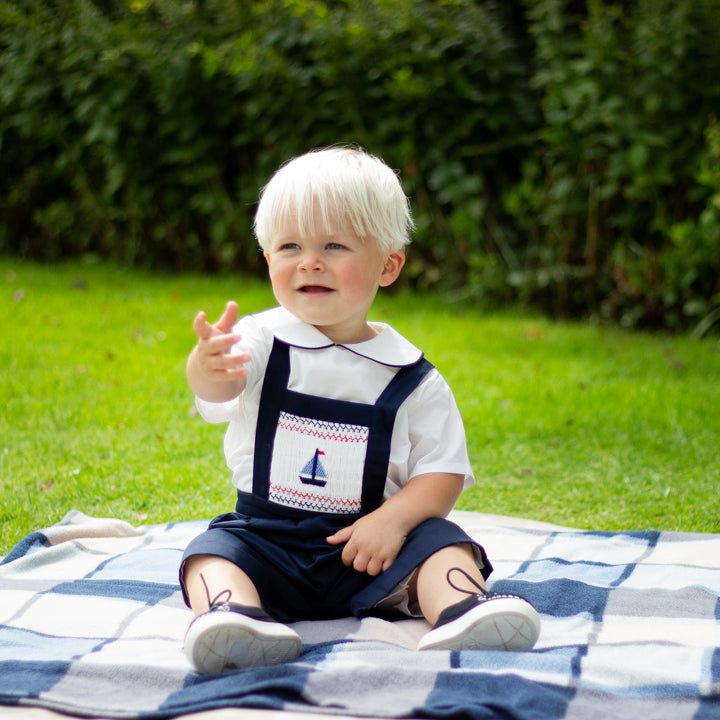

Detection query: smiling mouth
(299, 285), (333, 295)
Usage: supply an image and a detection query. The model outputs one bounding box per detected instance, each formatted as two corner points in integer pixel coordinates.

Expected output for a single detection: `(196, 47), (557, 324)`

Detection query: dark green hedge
(1, 0), (719, 332)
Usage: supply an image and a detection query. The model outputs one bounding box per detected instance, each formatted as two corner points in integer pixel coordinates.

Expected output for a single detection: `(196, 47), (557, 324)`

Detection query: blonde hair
(253, 147), (413, 254)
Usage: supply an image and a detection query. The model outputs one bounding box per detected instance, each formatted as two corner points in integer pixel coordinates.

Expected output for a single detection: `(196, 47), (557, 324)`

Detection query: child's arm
(186, 300), (251, 403)
(326, 472), (464, 577)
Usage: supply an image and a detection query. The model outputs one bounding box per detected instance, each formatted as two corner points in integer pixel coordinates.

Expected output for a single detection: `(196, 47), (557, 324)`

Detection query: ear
(263, 250), (271, 266)
(378, 250), (405, 288)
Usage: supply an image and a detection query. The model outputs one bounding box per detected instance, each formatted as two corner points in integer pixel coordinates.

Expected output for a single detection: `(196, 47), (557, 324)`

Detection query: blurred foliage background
(1, 0), (719, 332)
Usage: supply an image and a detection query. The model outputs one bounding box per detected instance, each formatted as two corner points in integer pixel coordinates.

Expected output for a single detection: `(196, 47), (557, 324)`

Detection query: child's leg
(414, 543), (540, 652)
(181, 554), (301, 674)
(414, 543), (486, 624)
(183, 554), (262, 615)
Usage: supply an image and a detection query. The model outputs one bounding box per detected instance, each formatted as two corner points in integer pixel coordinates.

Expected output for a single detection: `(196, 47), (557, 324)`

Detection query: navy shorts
(180, 492), (492, 622)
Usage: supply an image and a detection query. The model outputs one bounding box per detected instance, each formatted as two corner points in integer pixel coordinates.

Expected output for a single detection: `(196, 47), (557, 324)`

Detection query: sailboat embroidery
(299, 449), (328, 487)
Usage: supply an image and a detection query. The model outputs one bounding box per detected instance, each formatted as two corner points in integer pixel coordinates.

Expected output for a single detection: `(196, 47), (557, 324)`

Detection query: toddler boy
(181, 147), (540, 673)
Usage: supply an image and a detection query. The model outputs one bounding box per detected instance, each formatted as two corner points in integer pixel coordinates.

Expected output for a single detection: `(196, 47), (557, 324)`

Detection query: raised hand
(187, 301), (250, 401)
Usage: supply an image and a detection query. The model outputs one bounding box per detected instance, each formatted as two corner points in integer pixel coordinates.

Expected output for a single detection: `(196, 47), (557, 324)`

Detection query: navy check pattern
(1, 510), (718, 719)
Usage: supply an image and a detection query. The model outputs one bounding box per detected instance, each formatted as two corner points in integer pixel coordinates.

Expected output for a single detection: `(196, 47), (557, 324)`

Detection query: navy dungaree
(181, 338), (491, 622)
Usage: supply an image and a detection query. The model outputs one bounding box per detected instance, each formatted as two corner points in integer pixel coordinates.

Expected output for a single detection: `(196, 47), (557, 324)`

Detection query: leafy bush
(505, 0), (720, 331)
(667, 117), (720, 338)
(1, 0), (719, 331)
(0, 0), (532, 279)
(0, 1), (265, 271)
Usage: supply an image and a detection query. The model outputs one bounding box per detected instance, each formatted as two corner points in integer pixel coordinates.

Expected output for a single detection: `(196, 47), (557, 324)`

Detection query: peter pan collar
(254, 306), (423, 368)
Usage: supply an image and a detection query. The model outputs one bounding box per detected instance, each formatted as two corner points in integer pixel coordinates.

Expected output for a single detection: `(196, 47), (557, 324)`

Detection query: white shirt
(196, 307), (474, 499)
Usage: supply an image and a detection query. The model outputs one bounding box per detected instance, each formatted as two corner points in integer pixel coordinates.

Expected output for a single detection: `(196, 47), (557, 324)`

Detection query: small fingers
(326, 526), (352, 546)
(365, 550), (397, 576)
(193, 301), (239, 341)
(200, 331), (241, 355)
(345, 549), (364, 572)
(340, 542), (357, 569)
(364, 557), (384, 577)
(340, 543), (378, 575)
(192, 311), (212, 340)
(199, 346), (249, 376)
(207, 353), (250, 376)
(216, 301), (239, 333)
(349, 552), (385, 576)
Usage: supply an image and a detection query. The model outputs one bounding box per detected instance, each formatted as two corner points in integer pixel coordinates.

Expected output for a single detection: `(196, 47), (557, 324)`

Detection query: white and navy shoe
(184, 602), (302, 674)
(417, 568), (540, 652)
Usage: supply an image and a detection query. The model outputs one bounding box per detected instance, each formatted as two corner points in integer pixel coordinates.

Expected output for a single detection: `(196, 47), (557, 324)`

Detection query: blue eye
(326, 243), (347, 250)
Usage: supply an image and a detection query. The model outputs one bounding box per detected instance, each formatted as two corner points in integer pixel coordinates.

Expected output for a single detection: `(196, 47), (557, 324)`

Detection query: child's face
(263, 225), (404, 345)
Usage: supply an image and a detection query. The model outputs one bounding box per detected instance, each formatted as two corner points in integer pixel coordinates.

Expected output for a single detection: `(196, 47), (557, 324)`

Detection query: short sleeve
(402, 369), (475, 489)
(195, 395), (240, 424)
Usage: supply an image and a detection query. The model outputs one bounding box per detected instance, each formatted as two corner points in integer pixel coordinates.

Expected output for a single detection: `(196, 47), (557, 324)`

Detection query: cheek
(343, 269), (378, 299)
(267, 259), (289, 281)
(267, 266), (292, 299)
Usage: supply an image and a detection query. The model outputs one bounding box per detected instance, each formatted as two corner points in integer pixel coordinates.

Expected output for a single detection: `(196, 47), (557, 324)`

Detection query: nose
(298, 250), (324, 272)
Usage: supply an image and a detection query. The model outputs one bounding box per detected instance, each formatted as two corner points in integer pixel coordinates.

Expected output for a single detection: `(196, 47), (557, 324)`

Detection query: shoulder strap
(252, 339), (291, 497)
(376, 357), (434, 411)
(361, 357), (434, 512)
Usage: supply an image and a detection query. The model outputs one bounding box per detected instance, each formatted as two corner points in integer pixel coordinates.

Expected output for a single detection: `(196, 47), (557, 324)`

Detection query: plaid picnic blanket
(1, 509), (718, 720)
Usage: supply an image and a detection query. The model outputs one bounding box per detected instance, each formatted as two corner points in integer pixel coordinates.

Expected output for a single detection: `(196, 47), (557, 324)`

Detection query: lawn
(2, 258), (719, 555)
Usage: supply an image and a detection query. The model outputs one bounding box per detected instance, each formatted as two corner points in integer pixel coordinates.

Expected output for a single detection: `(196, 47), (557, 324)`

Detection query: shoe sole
(184, 612), (302, 674)
(418, 597), (540, 652)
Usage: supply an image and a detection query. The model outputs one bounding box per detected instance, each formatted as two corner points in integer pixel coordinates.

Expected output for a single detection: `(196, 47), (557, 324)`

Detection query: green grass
(2, 258), (719, 554)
